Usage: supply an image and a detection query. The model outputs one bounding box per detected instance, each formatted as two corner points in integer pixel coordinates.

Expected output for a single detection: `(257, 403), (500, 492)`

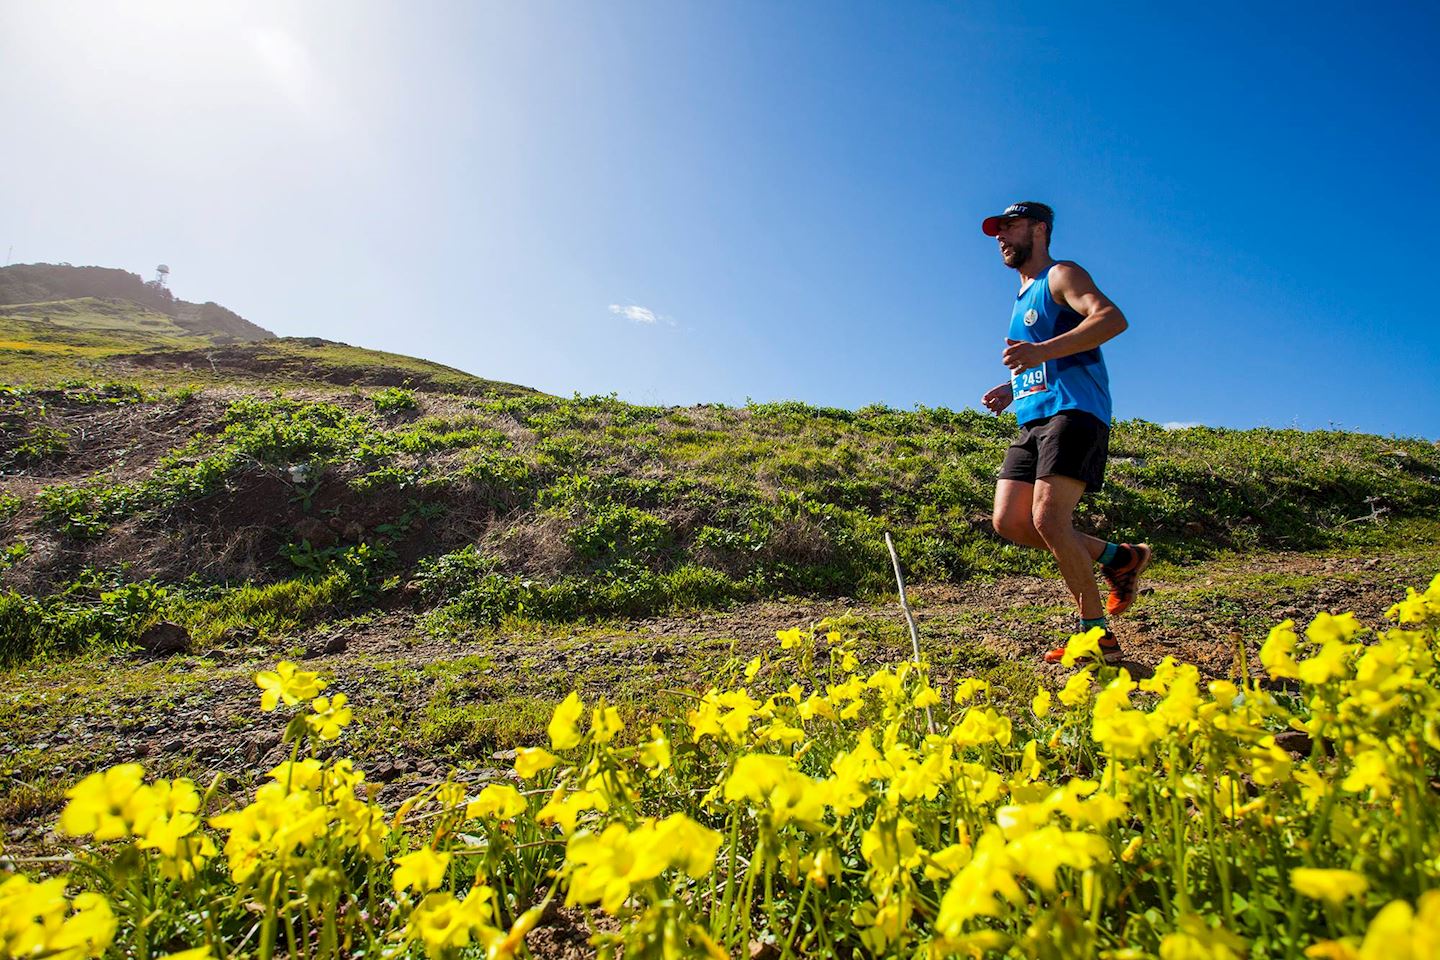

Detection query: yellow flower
(924, 841), (974, 880)
(1006, 825), (1109, 893)
(548, 692), (585, 751)
(1291, 868), (1369, 906)
(688, 688), (761, 743)
(1358, 891), (1440, 959)
(1299, 641), (1354, 686)
(724, 754), (794, 803)
(255, 661), (327, 711)
(1061, 627), (1107, 667)
(935, 828), (1021, 931)
(777, 627), (805, 649)
(1341, 748), (1394, 799)
(638, 725), (672, 773)
(514, 746), (560, 779)
(306, 693), (352, 740)
(1058, 670), (1094, 707)
(393, 847), (451, 894)
(1159, 914), (1246, 960)
(0, 874), (117, 960)
(405, 887), (500, 959)
(1260, 621), (1300, 680)
(654, 813), (723, 877)
(466, 784), (527, 821)
(759, 718), (806, 747)
(536, 787), (602, 834)
(860, 812), (921, 874)
(1306, 611), (1364, 645)
(1387, 578), (1440, 624)
(808, 845), (844, 887)
(59, 764), (151, 841)
(913, 683), (942, 709)
(591, 701), (624, 744)
(1032, 688), (1052, 718)
(955, 678), (991, 703)
(744, 656), (762, 680)
(565, 822), (669, 913)
(487, 904), (545, 960)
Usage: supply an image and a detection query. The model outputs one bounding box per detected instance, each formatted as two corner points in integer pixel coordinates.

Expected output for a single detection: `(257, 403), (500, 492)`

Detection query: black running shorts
(998, 410), (1110, 493)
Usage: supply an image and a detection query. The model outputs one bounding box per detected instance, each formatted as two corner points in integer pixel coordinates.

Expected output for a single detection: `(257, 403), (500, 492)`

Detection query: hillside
(0, 262), (275, 342)
(0, 263), (539, 396)
(3, 376), (1438, 665)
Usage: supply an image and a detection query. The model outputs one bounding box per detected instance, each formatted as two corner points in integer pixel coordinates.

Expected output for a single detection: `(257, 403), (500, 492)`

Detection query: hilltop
(0, 262), (539, 395)
(0, 262), (274, 343)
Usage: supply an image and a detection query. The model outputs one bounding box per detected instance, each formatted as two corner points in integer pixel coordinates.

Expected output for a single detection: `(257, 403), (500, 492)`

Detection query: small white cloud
(609, 303), (672, 326)
(1161, 421), (1204, 431)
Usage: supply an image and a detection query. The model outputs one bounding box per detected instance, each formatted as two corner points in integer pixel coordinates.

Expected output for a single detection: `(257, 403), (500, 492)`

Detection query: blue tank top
(1007, 262), (1112, 426)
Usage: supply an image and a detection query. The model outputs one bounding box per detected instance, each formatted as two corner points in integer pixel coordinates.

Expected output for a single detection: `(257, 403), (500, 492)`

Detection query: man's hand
(981, 381), (1013, 414)
(1002, 338), (1046, 373)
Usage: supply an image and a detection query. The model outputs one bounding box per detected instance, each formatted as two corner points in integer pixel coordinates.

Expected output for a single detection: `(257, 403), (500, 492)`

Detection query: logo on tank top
(1023, 308), (1038, 326)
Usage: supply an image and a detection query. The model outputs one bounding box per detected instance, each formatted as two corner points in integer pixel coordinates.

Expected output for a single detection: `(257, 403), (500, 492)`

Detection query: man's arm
(981, 381), (1012, 413)
(1001, 262), (1127, 371)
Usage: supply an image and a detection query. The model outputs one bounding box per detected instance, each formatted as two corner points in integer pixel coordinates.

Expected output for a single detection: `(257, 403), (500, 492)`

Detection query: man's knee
(1031, 505), (1074, 543)
(992, 510), (1031, 544)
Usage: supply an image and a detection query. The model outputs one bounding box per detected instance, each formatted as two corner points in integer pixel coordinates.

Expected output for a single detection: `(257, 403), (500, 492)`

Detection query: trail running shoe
(1043, 630), (1124, 665)
(1102, 543), (1152, 617)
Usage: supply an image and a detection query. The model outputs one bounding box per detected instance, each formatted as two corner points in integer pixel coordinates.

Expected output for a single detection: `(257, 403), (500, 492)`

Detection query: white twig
(884, 531), (934, 733)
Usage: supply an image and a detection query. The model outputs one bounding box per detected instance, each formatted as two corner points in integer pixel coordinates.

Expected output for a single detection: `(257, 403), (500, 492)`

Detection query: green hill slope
(0, 264), (538, 396)
(0, 263), (274, 342)
(1, 375), (1437, 664)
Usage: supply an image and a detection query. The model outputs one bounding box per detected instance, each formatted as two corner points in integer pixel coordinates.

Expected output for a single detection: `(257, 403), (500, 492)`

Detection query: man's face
(995, 217), (1039, 268)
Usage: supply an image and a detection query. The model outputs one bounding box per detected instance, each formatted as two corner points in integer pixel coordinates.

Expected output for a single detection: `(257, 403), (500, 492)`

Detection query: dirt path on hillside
(3, 548), (1435, 859)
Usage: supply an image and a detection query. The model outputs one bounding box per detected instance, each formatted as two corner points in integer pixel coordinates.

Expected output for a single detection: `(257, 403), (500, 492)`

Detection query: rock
(1184, 521), (1205, 535)
(303, 634), (348, 659)
(162, 737), (186, 754)
(137, 622), (191, 657)
(244, 734), (281, 764)
(292, 517), (336, 547)
(749, 940), (780, 960)
(1275, 730), (1313, 758)
(219, 625), (258, 645)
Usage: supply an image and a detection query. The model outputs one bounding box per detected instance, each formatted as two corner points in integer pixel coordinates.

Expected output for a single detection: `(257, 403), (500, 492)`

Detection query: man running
(977, 201), (1150, 664)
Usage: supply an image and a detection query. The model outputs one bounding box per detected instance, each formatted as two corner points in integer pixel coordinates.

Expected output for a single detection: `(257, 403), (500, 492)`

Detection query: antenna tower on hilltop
(155, 264), (170, 288)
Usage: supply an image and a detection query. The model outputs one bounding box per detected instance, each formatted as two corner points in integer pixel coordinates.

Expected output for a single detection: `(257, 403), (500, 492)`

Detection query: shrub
(372, 386), (419, 413)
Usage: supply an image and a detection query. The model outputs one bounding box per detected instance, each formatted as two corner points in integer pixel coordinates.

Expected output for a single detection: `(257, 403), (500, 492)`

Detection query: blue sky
(3, 1), (1437, 438)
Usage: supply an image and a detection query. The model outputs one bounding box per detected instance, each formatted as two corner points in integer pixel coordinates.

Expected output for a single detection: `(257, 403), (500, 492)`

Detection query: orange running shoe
(1102, 543), (1152, 617)
(1043, 630), (1123, 665)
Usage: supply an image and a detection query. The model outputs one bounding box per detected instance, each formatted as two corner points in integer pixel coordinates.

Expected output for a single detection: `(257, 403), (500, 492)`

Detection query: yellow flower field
(5, 574), (1440, 959)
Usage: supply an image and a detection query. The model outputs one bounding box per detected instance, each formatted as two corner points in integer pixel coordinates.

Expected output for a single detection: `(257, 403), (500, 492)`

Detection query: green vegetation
(2, 373), (1438, 662)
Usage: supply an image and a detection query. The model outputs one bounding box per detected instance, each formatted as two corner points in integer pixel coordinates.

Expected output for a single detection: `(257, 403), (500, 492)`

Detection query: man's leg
(1031, 475), (1105, 620)
(993, 478), (1107, 561)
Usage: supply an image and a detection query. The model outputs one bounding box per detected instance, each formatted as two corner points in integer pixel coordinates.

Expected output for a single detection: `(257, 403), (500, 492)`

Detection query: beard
(1001, 237), (1032, 268)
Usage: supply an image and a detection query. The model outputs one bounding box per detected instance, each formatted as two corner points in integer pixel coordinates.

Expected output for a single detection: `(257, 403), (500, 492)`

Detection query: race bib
(1011, 364), (1049, 399)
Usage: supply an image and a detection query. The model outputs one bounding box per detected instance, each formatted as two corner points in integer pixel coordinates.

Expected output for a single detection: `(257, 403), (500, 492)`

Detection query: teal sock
(1080, 616), (1108, 633)
(1097, 542), (1120, 566)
